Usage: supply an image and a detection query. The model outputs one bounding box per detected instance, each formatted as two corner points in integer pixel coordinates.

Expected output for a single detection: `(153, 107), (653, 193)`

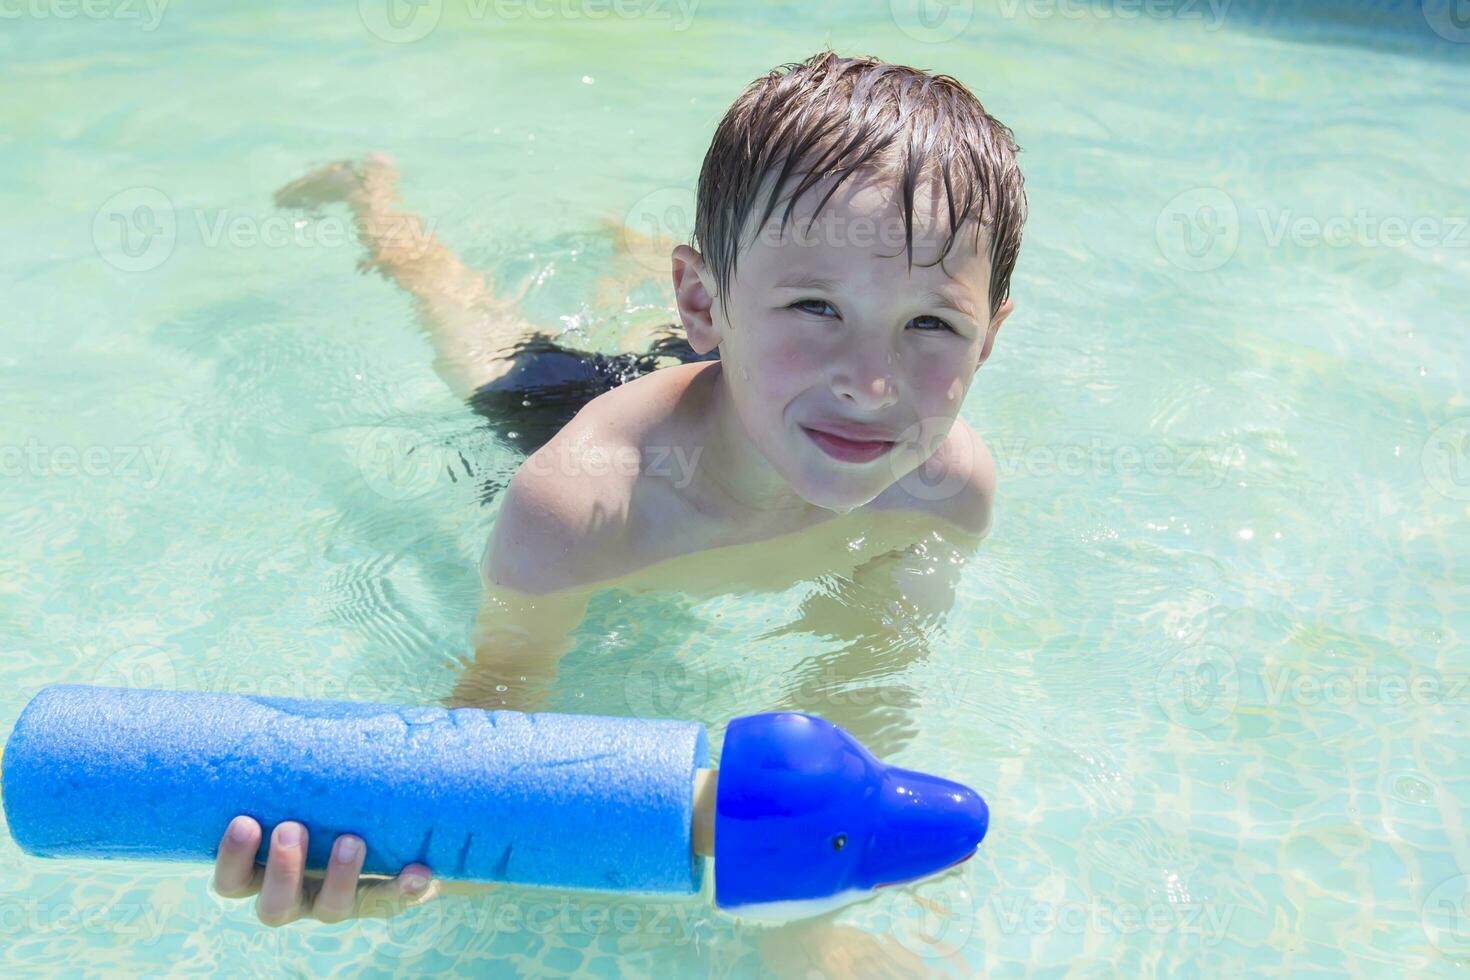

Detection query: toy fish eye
(832, 833), (847, 852)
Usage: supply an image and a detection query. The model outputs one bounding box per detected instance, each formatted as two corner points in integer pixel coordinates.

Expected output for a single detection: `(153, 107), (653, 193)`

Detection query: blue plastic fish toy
(715, 712), (988, 919)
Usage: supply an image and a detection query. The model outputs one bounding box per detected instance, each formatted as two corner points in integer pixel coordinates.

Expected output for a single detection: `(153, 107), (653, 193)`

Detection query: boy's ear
(975, 297), (1014, 371)
(672, 244), (722, 355)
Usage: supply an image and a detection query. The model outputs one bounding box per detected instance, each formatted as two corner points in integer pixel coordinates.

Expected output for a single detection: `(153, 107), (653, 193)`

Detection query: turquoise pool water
(2, 1), (1467, 976)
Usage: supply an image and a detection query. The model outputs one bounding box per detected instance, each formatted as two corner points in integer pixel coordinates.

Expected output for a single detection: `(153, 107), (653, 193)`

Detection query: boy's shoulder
(481, 364), (706, 595)
(480, 434), (636, 595)
(869, 415), (996, 538)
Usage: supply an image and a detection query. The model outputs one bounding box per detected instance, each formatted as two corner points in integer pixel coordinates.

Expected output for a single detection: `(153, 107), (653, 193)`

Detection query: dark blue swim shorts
(466, 329), (718, 458)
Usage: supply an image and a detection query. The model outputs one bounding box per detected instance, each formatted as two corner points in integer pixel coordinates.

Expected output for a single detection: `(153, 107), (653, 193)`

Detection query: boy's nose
(829, 348), (899, 410)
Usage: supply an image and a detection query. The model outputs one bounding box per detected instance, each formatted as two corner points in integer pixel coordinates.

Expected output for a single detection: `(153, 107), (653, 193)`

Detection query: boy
(213, 51), (1025, 967)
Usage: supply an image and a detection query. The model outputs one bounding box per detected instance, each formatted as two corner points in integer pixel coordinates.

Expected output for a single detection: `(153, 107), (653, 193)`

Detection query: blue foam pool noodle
(1, 685), (708, 895)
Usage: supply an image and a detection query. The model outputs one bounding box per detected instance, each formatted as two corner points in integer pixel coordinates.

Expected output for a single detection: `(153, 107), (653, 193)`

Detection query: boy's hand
(212, 815), (440, 926)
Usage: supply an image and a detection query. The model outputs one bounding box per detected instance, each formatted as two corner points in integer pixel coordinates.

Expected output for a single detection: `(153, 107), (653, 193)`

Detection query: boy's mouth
(801, 424), (897, 464)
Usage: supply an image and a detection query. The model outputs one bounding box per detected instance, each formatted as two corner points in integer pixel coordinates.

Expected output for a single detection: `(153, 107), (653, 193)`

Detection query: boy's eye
(790, 299), (838, 318)
(787, 301), (957, 334)
(908, 315), (957, 334)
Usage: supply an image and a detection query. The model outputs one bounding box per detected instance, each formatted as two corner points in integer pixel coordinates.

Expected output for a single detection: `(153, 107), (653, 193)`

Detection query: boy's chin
(792, 475), (889, 514)
(782, 441), (921, 513)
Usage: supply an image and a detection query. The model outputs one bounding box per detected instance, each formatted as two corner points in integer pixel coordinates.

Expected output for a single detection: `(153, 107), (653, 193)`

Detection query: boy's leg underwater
(275, 154), (545, 398)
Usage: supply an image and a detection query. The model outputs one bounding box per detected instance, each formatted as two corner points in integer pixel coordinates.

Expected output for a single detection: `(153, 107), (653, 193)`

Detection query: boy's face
(679, 172), (1012, 512)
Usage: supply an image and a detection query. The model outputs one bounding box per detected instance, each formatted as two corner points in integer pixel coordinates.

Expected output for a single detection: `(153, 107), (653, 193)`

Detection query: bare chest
(614, 490), (939, 597)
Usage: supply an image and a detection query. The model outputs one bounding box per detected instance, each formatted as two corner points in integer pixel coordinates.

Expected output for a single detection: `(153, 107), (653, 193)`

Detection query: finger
(354, 863), (439, 920)
(212, 816), (265, 899)
(309, 835), (367, 924)
(434, 879), (498, 899)
(255, 821), (308, 927)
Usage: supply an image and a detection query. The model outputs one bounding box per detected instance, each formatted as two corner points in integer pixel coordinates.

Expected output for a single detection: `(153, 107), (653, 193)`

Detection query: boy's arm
(771, 528), (977, 758)
(446, 463), (629, 712)
(445, 582), (590, 714)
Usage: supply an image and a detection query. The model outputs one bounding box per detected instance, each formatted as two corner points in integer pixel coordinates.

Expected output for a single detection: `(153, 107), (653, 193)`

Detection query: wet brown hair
(694, 50), (1027, 320)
